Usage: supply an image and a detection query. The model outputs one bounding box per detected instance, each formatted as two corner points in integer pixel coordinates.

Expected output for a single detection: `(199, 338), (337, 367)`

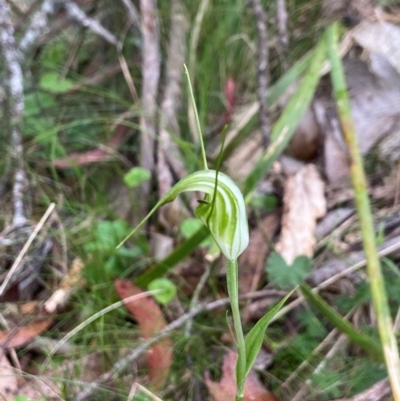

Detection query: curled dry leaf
(204, 350), (279, 401)
(276, 164), (326, 264)
(114, 278), (172, 391)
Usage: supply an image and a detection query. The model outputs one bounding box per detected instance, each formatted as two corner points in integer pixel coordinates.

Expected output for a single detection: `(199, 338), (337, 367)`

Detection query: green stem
(327, 23), (400, 401)
(227, 259), (246, 401)
(184, 64), (208, 170)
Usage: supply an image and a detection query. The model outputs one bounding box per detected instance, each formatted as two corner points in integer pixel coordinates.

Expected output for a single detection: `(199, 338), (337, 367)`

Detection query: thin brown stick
(248, 0), (271, 147)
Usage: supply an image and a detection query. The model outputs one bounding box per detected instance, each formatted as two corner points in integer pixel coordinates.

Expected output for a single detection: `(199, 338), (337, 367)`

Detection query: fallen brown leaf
(276, 164), (326, 264)
(204, 350), (279, 401)
(114, 279), (172, 391)
(0, 320), (52, 349)
(0, 349), (18, 400)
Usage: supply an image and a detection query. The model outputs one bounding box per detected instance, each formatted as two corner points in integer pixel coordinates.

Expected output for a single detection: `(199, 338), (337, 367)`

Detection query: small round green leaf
(148, 278), (176, 304)
(40, 72), (74, 93)
(123, 167), (151, 188)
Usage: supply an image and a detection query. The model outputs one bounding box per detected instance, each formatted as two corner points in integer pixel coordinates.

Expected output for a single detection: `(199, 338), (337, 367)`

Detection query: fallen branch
(157, 0), (188, 198)
(0, 0), (28, 227)
(139, 0), (160, 212)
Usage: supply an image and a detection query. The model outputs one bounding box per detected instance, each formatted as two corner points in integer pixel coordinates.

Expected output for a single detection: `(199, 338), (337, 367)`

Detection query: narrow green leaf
(328, 23), (400, 396)
(243, 35), (327, 200)
(223, 49), (315, 160)
(244, 289), (295, 377)
(300, 283), (383, 362)
(136, 226), (209, 287)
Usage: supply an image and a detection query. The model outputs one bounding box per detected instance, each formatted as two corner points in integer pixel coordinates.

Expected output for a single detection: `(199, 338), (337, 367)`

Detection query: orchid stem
(227, 259), (246, 401)
(184, 64), (208, 170)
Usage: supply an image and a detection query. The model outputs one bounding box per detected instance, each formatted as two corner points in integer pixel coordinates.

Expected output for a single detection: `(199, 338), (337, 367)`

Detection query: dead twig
(62, 0), (118, 46)
(157, 0), (188, 198)
(0, 0), (28, 228)
(276, 0), (289, 57)
(187, 0), (210, 142)
(120, 0), (140, 28)
(18, 0), (60, 57)
(139, 0), (160, 212)
(248, 0), (271, 147)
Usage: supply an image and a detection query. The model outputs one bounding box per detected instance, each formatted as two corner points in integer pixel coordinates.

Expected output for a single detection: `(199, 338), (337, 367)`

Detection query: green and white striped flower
(119, 169), (249, 261)
(173, 170), (249, 261)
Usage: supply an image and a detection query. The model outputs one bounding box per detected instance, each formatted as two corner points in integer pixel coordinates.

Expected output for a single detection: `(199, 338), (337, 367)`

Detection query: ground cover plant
(1, 0), (400, 400)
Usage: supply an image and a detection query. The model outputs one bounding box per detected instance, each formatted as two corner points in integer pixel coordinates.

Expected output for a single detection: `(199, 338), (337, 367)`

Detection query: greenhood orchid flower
(118, 169), (249, 261)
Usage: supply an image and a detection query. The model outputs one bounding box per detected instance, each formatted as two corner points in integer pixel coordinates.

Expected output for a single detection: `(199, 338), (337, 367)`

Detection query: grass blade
(300, 284), (383, 362)
(327, 23), (400, 400)
(243, 35), (327, 199)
